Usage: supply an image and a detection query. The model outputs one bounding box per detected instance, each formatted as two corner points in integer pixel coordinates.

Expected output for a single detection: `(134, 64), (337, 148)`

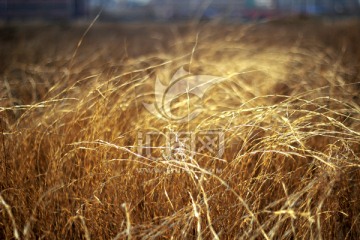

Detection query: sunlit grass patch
(0, 21), (360, 239)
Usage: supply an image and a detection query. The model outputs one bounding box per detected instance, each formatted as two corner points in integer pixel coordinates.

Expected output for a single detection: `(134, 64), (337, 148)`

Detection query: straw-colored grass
(1, 19), (360, 239)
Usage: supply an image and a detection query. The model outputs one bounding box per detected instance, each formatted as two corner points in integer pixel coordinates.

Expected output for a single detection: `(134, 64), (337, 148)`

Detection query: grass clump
(1, 20), (360, 239)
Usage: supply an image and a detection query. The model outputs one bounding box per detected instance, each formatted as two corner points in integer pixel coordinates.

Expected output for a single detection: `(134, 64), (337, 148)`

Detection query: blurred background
(0, 0), (359, 22)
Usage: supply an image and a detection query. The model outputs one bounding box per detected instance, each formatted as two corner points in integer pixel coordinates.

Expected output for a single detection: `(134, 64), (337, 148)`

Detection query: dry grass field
(1, 19), (360, 239)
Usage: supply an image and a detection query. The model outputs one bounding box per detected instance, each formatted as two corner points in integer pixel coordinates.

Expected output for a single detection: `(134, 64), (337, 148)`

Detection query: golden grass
(1, 19), (360, 239)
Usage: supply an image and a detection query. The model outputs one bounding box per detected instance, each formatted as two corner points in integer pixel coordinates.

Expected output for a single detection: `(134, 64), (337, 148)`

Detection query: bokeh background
(0, 0), (359, 22)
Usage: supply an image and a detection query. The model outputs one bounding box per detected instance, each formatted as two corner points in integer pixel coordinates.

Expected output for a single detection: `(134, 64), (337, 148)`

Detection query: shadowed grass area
(0, 19), (360, 239)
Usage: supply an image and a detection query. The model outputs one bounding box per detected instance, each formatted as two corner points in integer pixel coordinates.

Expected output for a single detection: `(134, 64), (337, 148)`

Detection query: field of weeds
(0, 19), (360, 239)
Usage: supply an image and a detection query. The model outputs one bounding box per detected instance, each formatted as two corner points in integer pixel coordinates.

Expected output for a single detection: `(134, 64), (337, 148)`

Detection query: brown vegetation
(1, 19), (360, 239)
